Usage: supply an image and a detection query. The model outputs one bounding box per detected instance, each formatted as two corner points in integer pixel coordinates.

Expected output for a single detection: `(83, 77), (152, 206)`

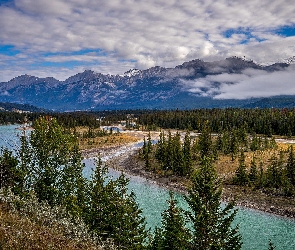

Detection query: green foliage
(87, 158), (148, 249)
(0, 148), (19, 190)
(185, 157), (242, 250)
(248, 156), (258, 184)
(234, 151), (249, 186)
(197, 123), (213, 160)
(0, 189), (113, 250)
(18, 117), (87, 215)
(142, 133), (153, 170)
(286, 145), (295, 185)
(148, 192), (191, 250)
(148, 131), (193, 176)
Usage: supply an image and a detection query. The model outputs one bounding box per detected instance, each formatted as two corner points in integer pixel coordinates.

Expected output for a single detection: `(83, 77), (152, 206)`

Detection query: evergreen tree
(221, 130), (231, 155)
(143, 136), (151, 170)
(164, 131), (173, 171)
(286, 145), (295, 185)
(183, 131), (192, 175)
(234, 151), (248, 186)
(197, 123), (213, 160)
(248, 156), (258, 185)
(265, 154), (282, 189)
(149, 192), (191, 250)
(0, 148), (19, 190)
(185, 157), (242, 250)
(171, 132), (184, 175)
(250, 133), (260, 151)
(155, 131), (166, 163)
(229, 129), (239, 161)
(88, 158), (148, 249)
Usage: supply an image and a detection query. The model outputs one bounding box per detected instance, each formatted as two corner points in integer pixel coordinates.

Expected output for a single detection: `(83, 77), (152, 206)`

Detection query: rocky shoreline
(82, 144), (295, 220)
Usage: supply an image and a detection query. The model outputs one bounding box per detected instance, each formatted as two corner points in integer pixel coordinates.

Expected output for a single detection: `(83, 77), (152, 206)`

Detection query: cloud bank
(182, 66), (295, 99)
(0, 0), (295, 83)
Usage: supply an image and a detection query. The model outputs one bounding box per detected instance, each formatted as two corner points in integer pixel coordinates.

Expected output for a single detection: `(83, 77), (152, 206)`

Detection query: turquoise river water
(1, 124), (295, 249)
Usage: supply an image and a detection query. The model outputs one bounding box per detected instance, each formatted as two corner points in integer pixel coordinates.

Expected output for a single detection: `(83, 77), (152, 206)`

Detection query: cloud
(182, 66), (295, 99)
(0, 0), (295, 82)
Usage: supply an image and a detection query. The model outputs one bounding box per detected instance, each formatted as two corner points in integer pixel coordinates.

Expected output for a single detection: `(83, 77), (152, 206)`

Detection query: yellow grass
(0, 203), (102, 250)
(214, 142), (293, 180)
(78, 133), (140, 150)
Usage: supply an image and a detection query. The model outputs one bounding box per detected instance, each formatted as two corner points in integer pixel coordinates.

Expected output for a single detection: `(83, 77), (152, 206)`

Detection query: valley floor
(82, 129), (295, 219)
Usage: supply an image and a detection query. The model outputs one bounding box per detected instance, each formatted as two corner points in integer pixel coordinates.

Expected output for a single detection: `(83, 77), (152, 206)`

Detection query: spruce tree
(88, 158), (148, 249)
(234, 151), (248, 186)
(171, 132), (184, 175)
(185, 157), (242, 250)
(229, 129), (239, 161)
(286, 145), (295, 185)
(183, 131), (192, 175)
(197, 123), (213, 160)
(0, 148), (19, 190)
(248, 156), (258, 185)
(149, 192), (191, 250)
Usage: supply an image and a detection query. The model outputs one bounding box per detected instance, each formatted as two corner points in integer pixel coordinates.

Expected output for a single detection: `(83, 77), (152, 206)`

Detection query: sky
(0, 0), (295, 99)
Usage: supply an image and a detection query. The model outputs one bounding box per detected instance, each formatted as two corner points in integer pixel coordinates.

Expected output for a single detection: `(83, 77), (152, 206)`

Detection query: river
(1, 124), (295, 249)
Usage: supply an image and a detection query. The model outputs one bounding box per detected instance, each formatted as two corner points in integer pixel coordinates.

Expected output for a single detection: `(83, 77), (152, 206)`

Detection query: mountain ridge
(0, 57), (293, 111)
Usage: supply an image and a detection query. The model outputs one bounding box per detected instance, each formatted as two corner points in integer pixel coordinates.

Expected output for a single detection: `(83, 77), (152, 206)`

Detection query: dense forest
(2, 108), (295, 137)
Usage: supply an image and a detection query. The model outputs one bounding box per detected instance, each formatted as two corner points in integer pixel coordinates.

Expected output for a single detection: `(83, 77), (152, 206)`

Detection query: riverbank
(82, 142), (295, 219)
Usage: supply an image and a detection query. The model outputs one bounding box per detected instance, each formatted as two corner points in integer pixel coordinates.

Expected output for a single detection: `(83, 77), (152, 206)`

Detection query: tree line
(141, 125), (278, 176)
(2, 108), (295, 137)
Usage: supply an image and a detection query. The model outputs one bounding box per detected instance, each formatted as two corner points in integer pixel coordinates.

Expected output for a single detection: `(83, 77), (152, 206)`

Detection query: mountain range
(0, 57), (294, 111)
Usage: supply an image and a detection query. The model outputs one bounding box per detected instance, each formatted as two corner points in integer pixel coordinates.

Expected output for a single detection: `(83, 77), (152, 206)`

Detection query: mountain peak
(0, 57), (293, 111)
(123, 69), (141, 77)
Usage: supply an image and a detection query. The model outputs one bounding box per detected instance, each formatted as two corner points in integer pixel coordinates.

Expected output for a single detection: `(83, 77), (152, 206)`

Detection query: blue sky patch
(275, 25), (295, 37)
(223, 28), (266, 43)
(0, 44), (20, 56)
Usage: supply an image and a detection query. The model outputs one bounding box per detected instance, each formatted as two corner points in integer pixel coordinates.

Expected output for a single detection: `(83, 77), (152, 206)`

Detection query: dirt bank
(82, 143), (295, 219)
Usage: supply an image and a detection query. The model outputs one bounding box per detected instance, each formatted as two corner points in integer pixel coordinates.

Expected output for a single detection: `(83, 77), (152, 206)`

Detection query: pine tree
(149, 192), (191, 250)
(250, 133), (260, 151)
(197, 123), (213, 160)
(143, 136), (151, 170)
(155, 131), (166, 163)
(286, 145), (295, 185)
(183, 131), (192, 175)
(185, 157), (242, 250)
(266, 154), (282, 189)
(229, 129), (239, 161)
(171, 132), (184, 175)
(248, 156), (258, 185)
(0, 148), (19, 190)
(234, 151), (248, 186)
(88, 158), (148, 249)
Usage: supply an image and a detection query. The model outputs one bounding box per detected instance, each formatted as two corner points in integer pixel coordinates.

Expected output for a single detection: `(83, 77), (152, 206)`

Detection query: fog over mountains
(0, 57), (294, 111)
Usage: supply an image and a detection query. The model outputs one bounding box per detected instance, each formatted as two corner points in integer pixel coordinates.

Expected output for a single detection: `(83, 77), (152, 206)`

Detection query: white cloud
(182, 66), (295, 99)
(0, 0), (295, 82)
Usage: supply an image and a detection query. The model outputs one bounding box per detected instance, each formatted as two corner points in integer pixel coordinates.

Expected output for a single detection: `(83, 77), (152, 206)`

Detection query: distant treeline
(1, 108), (295, 136)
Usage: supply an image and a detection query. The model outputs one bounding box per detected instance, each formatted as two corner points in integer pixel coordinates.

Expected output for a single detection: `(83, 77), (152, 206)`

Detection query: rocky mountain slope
(0, 57), (292, 111)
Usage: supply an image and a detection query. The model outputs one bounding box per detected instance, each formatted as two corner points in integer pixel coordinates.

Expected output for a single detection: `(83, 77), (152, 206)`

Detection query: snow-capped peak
(123, 69), (141, 77)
